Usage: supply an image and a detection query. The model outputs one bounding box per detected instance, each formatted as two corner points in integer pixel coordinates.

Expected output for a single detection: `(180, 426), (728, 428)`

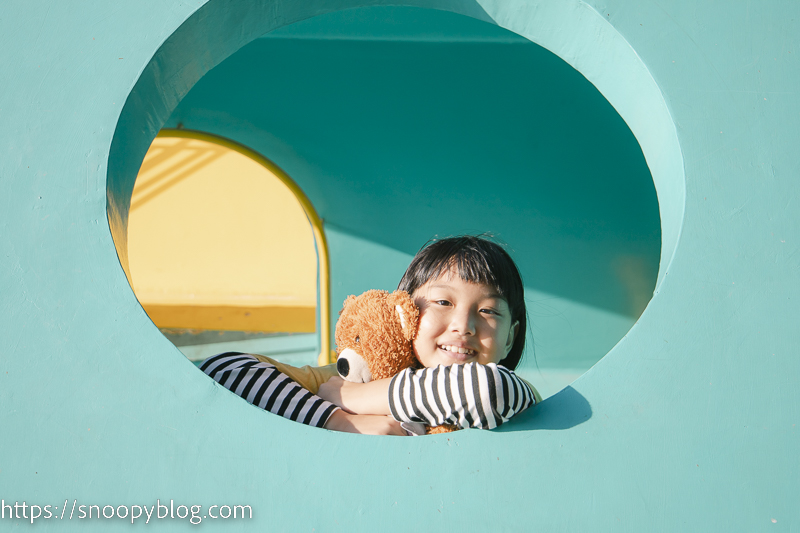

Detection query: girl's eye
(480, 308), (500, 316)
(434, 300), (451, 306)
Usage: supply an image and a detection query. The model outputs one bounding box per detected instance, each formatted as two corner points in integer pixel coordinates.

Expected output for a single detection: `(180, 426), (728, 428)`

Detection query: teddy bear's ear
(387, 290), (420, 341)
(339, 294), (357, 316)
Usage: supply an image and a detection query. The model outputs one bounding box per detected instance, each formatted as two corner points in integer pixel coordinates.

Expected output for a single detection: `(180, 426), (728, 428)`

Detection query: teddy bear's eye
(355, 336), (360, 344)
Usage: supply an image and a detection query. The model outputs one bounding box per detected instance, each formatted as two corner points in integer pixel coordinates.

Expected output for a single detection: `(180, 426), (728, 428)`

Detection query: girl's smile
(412, 269), (519, 368)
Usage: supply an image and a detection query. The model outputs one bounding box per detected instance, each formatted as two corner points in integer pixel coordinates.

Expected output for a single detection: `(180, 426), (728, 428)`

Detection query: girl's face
(412, 269), (519, 368)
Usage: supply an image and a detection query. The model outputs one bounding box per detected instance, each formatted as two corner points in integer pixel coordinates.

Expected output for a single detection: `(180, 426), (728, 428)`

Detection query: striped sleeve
(388, 363), (536, 430)
(200, 352), (339, 428)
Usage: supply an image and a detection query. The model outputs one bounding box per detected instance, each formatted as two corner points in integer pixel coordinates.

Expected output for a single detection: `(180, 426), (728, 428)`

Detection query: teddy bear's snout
(336, 348), (373, 383)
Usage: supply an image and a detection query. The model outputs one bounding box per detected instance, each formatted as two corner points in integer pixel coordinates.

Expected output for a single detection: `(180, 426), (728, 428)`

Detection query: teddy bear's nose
(337, 357), (350, 377)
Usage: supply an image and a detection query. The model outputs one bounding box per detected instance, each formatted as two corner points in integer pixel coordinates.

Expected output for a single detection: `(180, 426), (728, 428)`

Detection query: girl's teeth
(440, 345), (474, 355)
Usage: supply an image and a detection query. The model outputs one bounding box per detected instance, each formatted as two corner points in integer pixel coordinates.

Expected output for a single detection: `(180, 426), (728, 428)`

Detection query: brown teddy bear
(334, 289), (456, 434)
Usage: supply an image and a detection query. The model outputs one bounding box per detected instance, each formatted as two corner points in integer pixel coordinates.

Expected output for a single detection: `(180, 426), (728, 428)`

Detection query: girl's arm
(317, 376), (393, 415)
(391, 363), (536, 429)
(318, 363), (537, 430)
(201, 352), (405, 435)
(323, 409), (406, 435)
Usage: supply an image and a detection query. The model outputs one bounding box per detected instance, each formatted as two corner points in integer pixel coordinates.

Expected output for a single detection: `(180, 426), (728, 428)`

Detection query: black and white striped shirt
(389, 363), (536, 430)
(201, 352), (339, 428)
(201, 353), (536, 431)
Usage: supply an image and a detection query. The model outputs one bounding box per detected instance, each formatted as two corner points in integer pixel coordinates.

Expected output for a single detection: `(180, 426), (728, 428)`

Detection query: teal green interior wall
(156, 8), (661, 391)
(3, 1), (797, 531)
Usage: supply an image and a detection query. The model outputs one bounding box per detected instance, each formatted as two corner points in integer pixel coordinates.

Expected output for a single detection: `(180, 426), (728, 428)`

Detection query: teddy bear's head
(335, 289), (420, 383)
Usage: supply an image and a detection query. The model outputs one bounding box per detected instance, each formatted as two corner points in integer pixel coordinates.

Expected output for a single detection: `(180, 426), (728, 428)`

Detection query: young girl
(200, 236), (539, 435)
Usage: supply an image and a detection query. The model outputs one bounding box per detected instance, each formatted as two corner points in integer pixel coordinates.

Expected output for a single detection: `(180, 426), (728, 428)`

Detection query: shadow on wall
(498, 386), (593, 432)
(167, 7), (661, 320)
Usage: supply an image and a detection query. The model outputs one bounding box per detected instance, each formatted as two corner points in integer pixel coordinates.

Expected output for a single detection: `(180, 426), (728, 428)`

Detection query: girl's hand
(323, 410), (406, 435)
(316, 376), (351, 411)
(317, 376), (393, 416)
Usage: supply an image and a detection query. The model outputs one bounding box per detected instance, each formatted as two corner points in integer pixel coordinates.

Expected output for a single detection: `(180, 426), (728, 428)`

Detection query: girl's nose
(450, 309), (476, 335)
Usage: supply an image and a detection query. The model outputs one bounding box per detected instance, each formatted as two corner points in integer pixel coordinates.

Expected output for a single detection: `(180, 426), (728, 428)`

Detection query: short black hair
(397, 235), (526, 370)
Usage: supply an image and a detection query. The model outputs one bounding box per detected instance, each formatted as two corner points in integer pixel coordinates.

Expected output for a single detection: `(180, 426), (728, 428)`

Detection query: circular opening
(108, 2), (683, 409)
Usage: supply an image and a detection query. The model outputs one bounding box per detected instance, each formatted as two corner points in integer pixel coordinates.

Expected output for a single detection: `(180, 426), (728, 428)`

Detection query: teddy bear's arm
(388, 362), (537, 430)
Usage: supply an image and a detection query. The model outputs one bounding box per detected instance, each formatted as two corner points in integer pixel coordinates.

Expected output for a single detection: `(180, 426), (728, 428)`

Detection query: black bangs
(398, 235), (527, 370)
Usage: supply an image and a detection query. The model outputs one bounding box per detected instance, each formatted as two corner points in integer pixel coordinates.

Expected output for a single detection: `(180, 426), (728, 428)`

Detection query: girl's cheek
(411, 339), (423, 357)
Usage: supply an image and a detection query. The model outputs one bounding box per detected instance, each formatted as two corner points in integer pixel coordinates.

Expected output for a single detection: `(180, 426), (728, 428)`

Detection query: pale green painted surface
(2, 1), (798, 532)
(162, 11), (662, 384)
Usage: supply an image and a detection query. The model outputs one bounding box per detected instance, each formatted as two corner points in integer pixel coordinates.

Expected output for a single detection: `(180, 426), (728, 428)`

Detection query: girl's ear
(505, 321), (519, 354)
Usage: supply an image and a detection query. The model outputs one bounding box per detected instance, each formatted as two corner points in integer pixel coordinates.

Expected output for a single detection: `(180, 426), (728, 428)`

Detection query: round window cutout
(109, 5), (671, 405)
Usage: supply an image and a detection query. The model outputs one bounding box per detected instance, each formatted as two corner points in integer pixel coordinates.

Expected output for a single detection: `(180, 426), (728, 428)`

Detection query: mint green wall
(157, 9), (661, 386)
(2, 1), (797, 532)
